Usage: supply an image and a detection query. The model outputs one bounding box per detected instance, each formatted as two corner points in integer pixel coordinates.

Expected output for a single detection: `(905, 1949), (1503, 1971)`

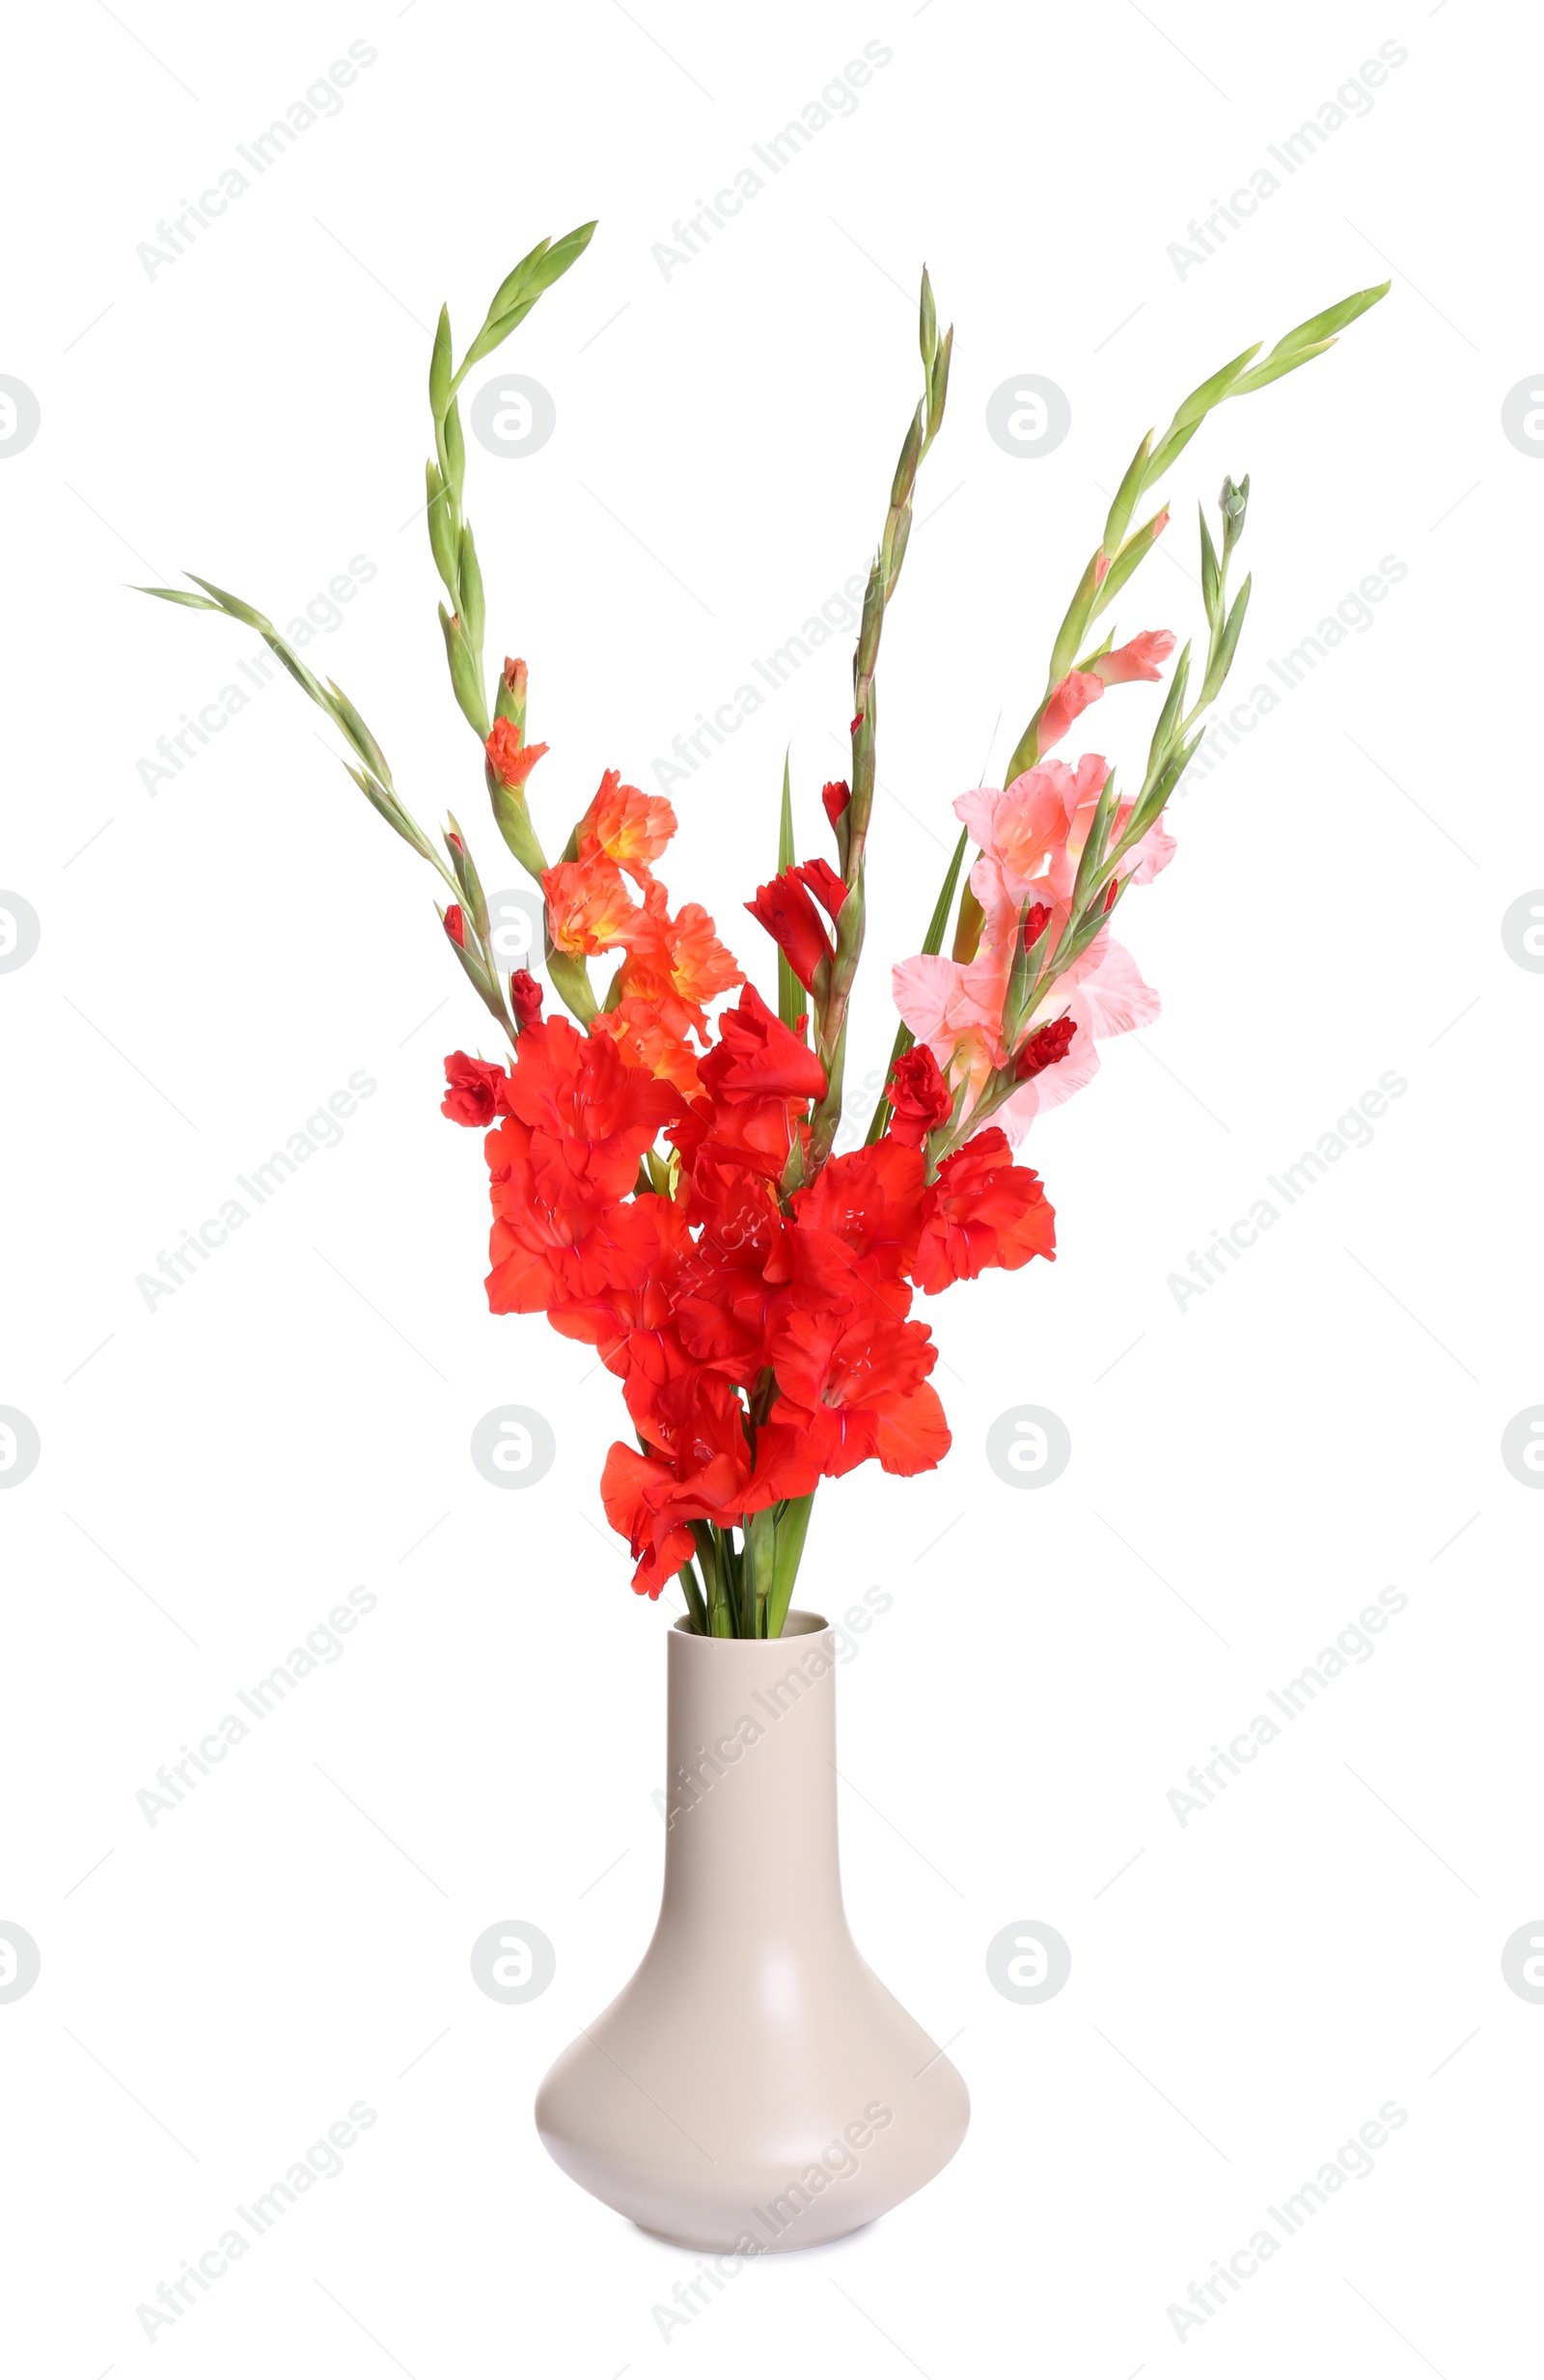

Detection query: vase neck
(660, 1619), (845, 1924)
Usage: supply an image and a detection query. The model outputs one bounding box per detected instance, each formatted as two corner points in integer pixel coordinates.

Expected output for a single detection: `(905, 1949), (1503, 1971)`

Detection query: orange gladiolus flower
(580, 769), (677, 884)
(541, 853), (639, 955)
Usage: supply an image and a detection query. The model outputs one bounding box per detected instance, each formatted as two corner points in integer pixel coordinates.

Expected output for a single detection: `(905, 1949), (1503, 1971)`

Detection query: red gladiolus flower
(702, 984), (827, 1106)
(503, 1016), (684, 1202)
(485, 714), (548, 789)
(794, 857), (847, 921)
(443, 903), (466, 948)
(510, 969), (544, 1026)
(793, 1140), (927, 1289)
(1023, 901), (1052, 948)
(912, 1126), (1056, 1294)
(441, 1051), (510, 1127)
(769, 1298), (949, 1479)
(745, 870), (832, 992)
(674, 984), (828, 1180)
(602, 1370), (757, 1595)
(884, 1044), (952, 1148)
(822, 779), (851, 828)
(1015, 1017), (1077, 1079)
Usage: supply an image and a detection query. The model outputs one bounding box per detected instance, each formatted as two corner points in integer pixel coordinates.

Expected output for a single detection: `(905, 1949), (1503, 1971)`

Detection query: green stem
(765, 1494), (815, 1637)
(676, 1560), (707, 1634)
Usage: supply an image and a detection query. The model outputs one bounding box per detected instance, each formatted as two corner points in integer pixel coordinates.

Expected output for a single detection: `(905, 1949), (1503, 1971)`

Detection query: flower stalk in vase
(139, 229), (1388, 1634)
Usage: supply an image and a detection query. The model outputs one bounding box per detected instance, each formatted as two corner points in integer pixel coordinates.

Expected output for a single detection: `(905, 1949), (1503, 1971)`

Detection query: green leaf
(1247, 279), (1390, 369)
(136, 584), (220, 610)
(766, 1493), (815, 1638)
(458, 519), (485, 652)
(455, 221), (598, 381)
(325, 679), (391, 782)
(425, 460), (457, 593)
(1087, 505), (1170, 625)
(428, 304), (453, 423)
(546, 948), (597, 1025)
(1200, 572), (1252, 703)
(1227, 338), (1338, 397)
(1145, 638), (1192, 778)
(438, 601), (488, 738)
(1101, 431), (1153, 555)
(1148, 342), (1260, 476)
(927, 322), (953, 442)
(1198, 503), (1220, 624)
(775, 750), (807, 1035)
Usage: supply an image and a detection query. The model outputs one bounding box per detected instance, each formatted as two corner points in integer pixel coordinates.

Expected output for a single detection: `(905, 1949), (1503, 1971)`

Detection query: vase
(535, 1611), (969, 2251)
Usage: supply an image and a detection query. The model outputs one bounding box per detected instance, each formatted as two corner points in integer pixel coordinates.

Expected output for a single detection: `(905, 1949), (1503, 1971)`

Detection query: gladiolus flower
(885, 1044), (953, 1148)
(1023, 901), (1052, 947)
(794, 857), (847, 920)
(591, 997), (703, 1098)
(616, 882), (744, 1038)
(579, 769), (677, 884)
(745, 870), (832, 992)
(485, 714), (548, 789)
(912, 1127), (1056, 1294)
(499, 1015), (684, 1204)
(673, 983), (827, 1180)
(1015, 1017), (1076, 1079)
(542, 854), (638, 955)
(443, 903), (466, 948)
(822, 779), (851, 827)
(510, 970), (543, 1026)
(1036, 669), (1104, 756)
(1090, 628), (1175, 686)
(441, 1051), (510, 1127)
(769, 1299), (948, 1479)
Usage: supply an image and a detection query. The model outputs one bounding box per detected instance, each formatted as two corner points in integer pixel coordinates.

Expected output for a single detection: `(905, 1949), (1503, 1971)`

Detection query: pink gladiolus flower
(1090, 627), (1175, 686)
(892, 740), (1172, 1141)
(1035, 629), (1176, 757)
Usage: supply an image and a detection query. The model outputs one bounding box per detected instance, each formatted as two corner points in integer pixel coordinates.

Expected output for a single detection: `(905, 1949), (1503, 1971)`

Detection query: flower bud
(510, 969), (544, 1026)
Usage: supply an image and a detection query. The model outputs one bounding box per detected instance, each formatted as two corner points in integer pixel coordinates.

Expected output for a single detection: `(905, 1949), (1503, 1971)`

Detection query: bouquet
(144, 224), (1386, 1636)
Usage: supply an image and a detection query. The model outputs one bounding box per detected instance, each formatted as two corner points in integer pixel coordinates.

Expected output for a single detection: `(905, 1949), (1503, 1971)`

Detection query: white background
(2, 0), (1537, 2372)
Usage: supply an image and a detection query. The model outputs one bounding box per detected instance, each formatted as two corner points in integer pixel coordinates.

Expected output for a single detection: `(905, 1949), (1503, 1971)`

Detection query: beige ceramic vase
(536, 1612), (969, 2251)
